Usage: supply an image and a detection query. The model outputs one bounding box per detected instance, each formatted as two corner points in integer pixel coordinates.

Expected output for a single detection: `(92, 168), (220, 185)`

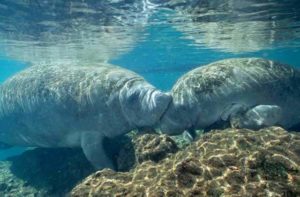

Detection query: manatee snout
(121, 83), (172, 128)
(140, 89), (172, 127)
(149, 90), (172, 119)
(159, 102), (190, 135)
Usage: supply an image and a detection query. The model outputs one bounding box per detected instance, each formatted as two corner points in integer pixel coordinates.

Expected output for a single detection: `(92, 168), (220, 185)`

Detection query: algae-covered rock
(0, 148), (94, 197)
(0, 161), (44, 197)
(116, 132), (179, 170)
(0, 133), (177, 196)
(71, 127), (300, 197)
(170, 130), (204, 149)
(134, 134), (178, 163)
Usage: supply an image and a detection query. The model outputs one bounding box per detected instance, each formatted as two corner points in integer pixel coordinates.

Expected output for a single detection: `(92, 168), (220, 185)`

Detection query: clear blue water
(0, 0), (300, 195)
(0, 0), (300, 158)
(1, 20), (300, 159)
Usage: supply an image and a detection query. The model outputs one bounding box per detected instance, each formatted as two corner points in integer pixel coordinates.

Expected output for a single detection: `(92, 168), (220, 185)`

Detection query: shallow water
(1, 0), (300, 88)
(0, 0), (300, 196)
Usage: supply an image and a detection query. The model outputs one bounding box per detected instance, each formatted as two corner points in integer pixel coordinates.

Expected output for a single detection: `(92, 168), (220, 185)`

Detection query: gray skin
(0, 64), (171, 170)
(160, 58), (300, 135)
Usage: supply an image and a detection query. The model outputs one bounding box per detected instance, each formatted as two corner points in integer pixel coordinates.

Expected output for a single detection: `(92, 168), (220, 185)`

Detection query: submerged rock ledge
(71, 127), (300, 197)
(0, 133), (177, 196)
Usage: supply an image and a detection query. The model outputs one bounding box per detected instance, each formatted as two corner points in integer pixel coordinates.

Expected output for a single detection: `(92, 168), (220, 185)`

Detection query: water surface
(0, 0), (299, 182)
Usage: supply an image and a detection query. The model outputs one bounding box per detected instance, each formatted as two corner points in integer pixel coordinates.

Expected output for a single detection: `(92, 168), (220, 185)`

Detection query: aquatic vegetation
(71, 127), (300, 196)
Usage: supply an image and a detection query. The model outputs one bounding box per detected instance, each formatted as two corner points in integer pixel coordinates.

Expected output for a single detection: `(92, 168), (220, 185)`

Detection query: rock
(0, 148), (94, 197)
(71, 127), (300, 197)
(134, 134), (178, 163)
(0, 132), (178, 196)
(0, 161), (46, 197)
(170, 130), (204, 149)
(113, 132), (179, 170)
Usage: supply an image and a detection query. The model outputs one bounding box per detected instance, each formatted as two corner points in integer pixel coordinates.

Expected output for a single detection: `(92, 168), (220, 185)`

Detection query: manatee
(160, 58), (300, 135)
(0, 64), (171, 169)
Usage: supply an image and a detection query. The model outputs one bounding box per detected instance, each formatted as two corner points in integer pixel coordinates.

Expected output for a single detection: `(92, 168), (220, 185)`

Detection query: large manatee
(160, 58), (300, 135)
(0, 64), (171, 169)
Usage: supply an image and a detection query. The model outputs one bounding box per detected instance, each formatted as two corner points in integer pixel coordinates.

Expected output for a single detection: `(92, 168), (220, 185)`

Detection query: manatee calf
(160, 58), (300, 135)
(0, 64), (171, 169)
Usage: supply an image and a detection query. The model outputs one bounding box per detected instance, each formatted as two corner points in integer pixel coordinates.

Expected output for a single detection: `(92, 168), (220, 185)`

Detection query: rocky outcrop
(0, 133), (178, 196)
(71, 127), (300, 197)
(134, 134), (178, 163)
(0, 148), (94, 197)
(110, 133), (179, 171)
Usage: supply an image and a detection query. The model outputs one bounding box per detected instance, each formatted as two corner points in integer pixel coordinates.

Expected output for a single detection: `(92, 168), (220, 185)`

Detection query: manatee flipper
(202, 103), (246, 132)
(221, 103), (247, 121)
(230, 105), (282, 130)
(81, 132), (114, 170)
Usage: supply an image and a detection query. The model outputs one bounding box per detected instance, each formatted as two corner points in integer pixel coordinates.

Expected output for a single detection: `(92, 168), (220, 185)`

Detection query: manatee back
(0, 64), (142, 117)
(169, 58), (300, 129)
(172, 58), (300, 105)
(0, 64), (143, 145)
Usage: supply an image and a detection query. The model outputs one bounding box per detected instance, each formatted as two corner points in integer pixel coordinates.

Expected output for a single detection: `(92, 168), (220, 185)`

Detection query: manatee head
(159, 101), (193, 135)
(120, 80), (172, 128)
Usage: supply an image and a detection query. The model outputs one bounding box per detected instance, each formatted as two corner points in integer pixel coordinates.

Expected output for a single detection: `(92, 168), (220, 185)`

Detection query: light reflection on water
(165, 0), (300, 53)
(0, 0), (151, 65)
(0, 0), (299, 67)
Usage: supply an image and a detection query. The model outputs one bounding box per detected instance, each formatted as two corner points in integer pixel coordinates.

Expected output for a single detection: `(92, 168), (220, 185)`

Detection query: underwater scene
(0, 0), (300, 196)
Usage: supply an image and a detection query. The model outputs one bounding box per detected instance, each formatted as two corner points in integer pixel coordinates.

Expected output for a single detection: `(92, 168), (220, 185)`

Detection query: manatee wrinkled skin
(0, 64), (171, 169)
(160, 58), (300, 135)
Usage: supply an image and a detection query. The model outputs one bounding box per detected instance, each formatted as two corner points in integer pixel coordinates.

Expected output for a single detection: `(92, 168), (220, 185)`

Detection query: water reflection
(0, 0), (153, 65)
(164, 0), (300, 52)
(0, 0), (300, 66)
